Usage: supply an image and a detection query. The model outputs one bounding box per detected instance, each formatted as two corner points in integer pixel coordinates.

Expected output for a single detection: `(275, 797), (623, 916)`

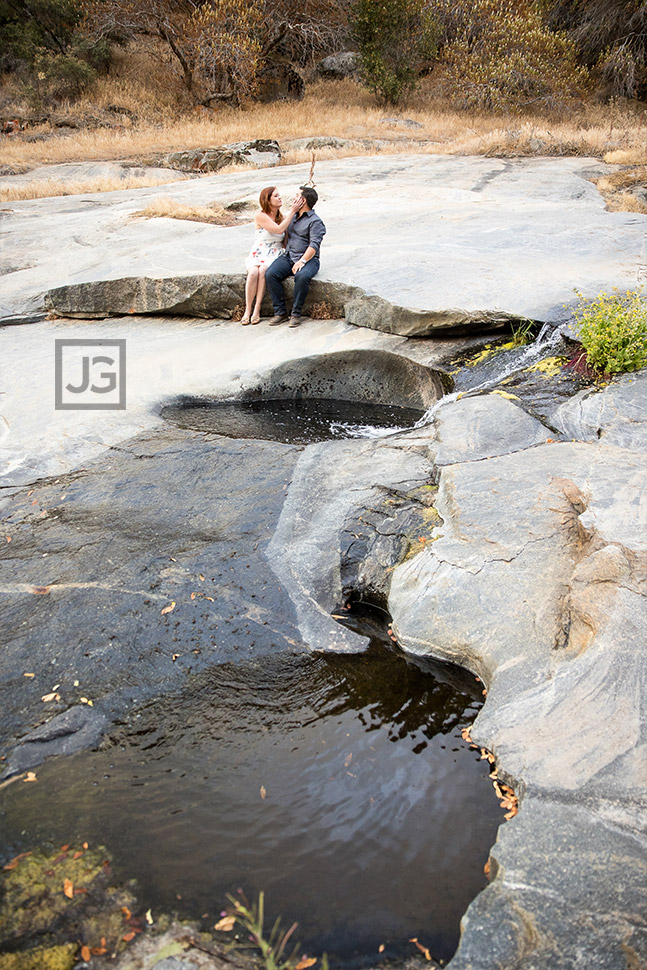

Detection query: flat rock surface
(0, 315), (464, 488)
(1, 155), (645, 324)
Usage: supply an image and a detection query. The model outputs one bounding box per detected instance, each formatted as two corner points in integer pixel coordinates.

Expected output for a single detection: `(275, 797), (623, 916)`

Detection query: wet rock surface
(0, 428), (306, 765)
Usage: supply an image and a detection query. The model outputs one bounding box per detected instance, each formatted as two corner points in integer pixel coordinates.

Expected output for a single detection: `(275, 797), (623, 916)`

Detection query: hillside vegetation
(1, 0), (645, 208)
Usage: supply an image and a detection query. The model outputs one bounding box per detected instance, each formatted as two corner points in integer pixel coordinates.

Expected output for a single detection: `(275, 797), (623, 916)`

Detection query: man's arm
(292, 245), (316, 273)
(293, 216), (325, 273)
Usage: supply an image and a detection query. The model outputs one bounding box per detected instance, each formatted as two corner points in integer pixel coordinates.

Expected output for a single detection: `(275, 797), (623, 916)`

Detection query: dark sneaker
(288, 315), (302, 328)
(268, 313), (288, 327)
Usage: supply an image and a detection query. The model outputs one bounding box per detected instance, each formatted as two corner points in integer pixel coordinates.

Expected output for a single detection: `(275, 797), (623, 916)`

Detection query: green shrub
(573, 288), (647, 375)
(433, 0), (589, 111)
(351, 0), (440, 105)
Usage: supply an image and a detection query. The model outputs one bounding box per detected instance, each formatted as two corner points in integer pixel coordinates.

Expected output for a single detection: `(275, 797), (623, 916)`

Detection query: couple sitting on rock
(241, 184), (326, 328)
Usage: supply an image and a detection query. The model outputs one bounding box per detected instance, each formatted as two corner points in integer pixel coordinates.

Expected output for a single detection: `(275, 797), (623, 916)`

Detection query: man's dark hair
(300, 186), (318, 208)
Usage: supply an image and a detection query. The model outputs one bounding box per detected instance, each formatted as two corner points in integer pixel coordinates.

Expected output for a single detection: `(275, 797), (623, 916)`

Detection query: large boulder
(385, 373), (647, 969)
(315, 51), (360, 79)
(163, 139), (281, 172)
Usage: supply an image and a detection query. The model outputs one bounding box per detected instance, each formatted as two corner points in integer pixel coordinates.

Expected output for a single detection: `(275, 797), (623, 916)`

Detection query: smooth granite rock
(1, 155), (644, 327)
(552, 368), (647, 451)
(387, 412), (647, 967)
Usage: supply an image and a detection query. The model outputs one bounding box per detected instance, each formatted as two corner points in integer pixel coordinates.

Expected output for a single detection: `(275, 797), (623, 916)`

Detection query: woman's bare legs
(243, 266), (259, 324)
(252, 265), (268, 322)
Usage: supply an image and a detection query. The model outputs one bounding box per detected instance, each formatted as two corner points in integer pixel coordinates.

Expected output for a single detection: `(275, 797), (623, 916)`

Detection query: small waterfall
(416, 325), (565, 428)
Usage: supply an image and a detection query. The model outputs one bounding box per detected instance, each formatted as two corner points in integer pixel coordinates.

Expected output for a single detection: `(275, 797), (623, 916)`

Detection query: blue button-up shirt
(286, 209), (326, 261)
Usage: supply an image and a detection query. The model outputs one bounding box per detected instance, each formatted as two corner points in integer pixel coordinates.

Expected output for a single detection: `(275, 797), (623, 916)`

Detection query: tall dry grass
(1, 41), (645, 207)
(0, 172), (190, 202)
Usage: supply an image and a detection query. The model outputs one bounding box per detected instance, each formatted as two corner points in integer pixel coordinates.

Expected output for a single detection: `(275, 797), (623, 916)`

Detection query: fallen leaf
(199, 574), (205, 581)
(295, 958), (317, 969)
(260, 785), (267, 800)
(24, 772), (37, 783)
(81, 945), (91, 961)
(32, 586), (50, 595)
(190, 592), (196, 600)
(161, 602), (176, 615)
(489, 389), (519, 400)
(3, 851), (31, 870)
(145, 908), (153, 925)
(214, 915), (237, 932)
(91, 946), (108, 955)
(74, 887), (88, 895)
(172, 654), (180, 662)
(73, 680), (79, 686)
(83, 842), (89, 850)
(122, 906), (132, 920)
(73, 851), (83, 860)
(23, 672), (35, 678)
(379, 944), (385, 953)
(122, 931), (136, 942)
(205, 596), (214, 602)
(484, 859), (491, 880)
(409, 938), (432, 961)
(5, 536), (11, 543)
(42, 692), (60, 702)
(63, 879), (74, 899)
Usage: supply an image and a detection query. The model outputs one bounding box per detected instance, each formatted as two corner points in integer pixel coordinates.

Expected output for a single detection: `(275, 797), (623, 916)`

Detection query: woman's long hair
(259, 186), (282, 225)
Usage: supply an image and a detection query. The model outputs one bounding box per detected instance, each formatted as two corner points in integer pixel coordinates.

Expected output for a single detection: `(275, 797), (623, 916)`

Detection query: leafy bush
(351, 0), (440, 105)
(0, 0), (108, 105)
(432, 0), (589, 111)
(573, 289), (647, 375)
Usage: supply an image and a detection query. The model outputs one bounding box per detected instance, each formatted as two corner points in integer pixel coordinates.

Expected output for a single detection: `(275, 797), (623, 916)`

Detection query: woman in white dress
(241, 186), (304, 325)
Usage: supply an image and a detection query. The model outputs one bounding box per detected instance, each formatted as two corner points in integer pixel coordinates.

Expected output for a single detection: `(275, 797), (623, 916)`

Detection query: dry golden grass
(594, 165), (647, 214)
(0, 172), (189, 202)
(132, 196), (239, 225)
(2, 50), (647, 212)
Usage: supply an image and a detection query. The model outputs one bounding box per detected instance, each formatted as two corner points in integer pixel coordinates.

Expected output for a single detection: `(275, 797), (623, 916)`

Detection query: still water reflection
(0, 623), (501, 967)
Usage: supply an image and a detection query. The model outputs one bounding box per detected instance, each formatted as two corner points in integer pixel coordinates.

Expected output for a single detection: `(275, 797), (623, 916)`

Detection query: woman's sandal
(251, 314), (261, 325)
(240, 315), (251, 326)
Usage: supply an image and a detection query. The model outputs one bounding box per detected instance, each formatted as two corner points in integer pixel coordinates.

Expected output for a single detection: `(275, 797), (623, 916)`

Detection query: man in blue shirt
(266, 186), (326, 329)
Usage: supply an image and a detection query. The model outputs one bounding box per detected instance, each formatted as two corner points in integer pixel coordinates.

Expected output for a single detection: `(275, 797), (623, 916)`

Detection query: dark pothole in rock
(161, 350), (444, 444)
(0, 612), (501, 969)
(162, 398), (426, 444)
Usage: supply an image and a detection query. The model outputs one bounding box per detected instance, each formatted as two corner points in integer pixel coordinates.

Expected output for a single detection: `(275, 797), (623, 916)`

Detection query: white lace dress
(245, 226), (286, 271)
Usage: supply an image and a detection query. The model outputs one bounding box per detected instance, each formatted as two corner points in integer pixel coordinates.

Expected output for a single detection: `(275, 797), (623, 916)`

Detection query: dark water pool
(0, 619), (501, 967)
(162, 399), (426, 444)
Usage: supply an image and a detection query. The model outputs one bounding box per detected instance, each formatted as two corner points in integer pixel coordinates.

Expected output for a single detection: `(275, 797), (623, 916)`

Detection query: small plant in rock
(572, 288), (647, 376)
(217, 890), (325, 970)
(508, 318), (536, 347)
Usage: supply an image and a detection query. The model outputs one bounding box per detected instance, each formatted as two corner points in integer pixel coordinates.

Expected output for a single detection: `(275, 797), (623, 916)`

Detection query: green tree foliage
(540, 0), (647, 99)
(351, 0), (440, 105)
(431, 0), (588, 110)
(0, 0), (110, 104)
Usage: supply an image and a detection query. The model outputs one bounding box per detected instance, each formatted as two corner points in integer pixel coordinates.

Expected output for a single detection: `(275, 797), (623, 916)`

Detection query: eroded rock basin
(0, 621), (501, 967)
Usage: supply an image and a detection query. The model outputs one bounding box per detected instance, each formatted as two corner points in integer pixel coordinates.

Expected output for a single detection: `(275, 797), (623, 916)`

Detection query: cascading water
(415, 325), (568, 428)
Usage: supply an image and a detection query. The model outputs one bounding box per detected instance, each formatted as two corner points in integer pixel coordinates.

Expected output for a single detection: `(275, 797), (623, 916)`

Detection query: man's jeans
(265, 254), (320, 316)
